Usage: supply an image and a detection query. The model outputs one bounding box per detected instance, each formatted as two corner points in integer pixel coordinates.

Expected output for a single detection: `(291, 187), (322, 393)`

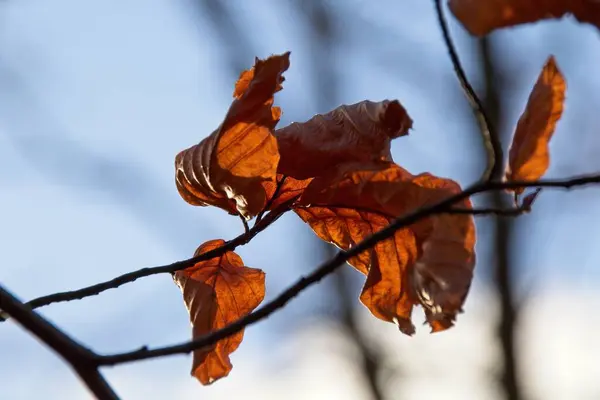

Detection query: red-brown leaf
(449, 0), (600, 36)
(173, 239), (265, 385)
(275, 100), (412, 180)
(505, 56), (566, 194)
(175, 53), (290, 219)
(295, 163), (476, 334)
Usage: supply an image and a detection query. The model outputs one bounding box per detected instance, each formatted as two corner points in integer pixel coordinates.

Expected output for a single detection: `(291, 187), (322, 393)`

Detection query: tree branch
(0, 204), (289, 322)
(0, 285), (118, 399)
(3, 175), (597, 326)
(433, 0), (503, 182)
(95, 174), (600, 366)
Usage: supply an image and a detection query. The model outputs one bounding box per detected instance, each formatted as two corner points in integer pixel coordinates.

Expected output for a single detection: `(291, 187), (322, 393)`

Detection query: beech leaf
(296, 163), (476, 334)
(505, 56), (566, 194)
(175, 52), (290, 219)
(449, 0), (600, 36)
(275, 100), (412, 180)
(173, 239), (265, 385)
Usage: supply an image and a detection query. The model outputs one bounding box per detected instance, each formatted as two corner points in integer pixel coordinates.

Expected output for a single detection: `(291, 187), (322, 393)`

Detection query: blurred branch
(0, 286), (118, 400)
(294, 1), (385, 398)
(433, 0), (503, 182)
(330, 260), (386, 400)
(480, 37), (524, 400)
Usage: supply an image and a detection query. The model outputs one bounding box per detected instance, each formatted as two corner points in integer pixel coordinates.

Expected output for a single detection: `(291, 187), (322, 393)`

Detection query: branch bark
(0, 286), (118, 399)
(0, 203), (289, 322)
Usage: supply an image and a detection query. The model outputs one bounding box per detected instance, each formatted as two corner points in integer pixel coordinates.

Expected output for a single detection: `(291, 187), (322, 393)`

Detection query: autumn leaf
(275, 100), (412, 180)
(296, 205), (419, 334)
(173, 239), (265, 385)
(175, 52), (290, 219)
(505, 56), (566, 194)
(259, 99), (413, 212)
(449, 0), (600, 36)
(296, 163), (476, 334)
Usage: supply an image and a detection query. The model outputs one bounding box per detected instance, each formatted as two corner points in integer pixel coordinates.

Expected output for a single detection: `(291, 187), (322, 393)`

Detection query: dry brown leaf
(175, 53), (290, 219)
(449, 0), (600, 36)
(275, 100), (412, 180)
(296, 163), (476, 334)
(295, 207), (393, 275)
(296, 205), (419, 334)
(173, 239), (265, 385)
(505, 56), (566, 194)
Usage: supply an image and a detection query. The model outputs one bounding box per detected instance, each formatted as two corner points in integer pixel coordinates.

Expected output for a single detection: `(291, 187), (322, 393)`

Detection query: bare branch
(4, 175), (597, 326)
(0, 203), (290, 322)
(95, 174), (600, 366)
(0, 286), (118, 399)
(433, 0), (503, 182)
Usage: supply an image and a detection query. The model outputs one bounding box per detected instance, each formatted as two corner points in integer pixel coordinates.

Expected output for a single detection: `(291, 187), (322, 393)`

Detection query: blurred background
(1, 1), (600, 399)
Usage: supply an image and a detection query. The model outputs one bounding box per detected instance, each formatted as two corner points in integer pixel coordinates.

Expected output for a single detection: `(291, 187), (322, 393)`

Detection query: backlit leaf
(175, 53), (290, 219)
(449, 0), (600, 36)
(275, 100), (412, 180)
(296, 163), (476, 334)
(505, 56), (566, 194)
(261, 99), (413, 211)
(173, 239), (265, 385)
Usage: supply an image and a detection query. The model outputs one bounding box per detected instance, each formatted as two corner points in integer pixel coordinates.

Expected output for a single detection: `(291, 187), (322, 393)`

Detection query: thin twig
(96, 174), (600, 365)
(0, 286), (118, 399)
(0, 203), (290, 322)
(433, 0), (503, 182)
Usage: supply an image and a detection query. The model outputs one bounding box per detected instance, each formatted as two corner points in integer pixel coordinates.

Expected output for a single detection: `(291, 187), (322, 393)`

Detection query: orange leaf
(275, 100), (412, 180)
(449, 0), (600, 36)
(505, 56), (566, 194)
(175, 52), (290, 219)
(173, 239), (265, 385)
(295, 207), (395, 275)
(296, 163), (476, 334)
(296, 205), (419, 334)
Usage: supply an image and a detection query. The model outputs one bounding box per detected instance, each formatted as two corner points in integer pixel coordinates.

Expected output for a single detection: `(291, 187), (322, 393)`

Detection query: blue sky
(1, 1), (600, 399)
